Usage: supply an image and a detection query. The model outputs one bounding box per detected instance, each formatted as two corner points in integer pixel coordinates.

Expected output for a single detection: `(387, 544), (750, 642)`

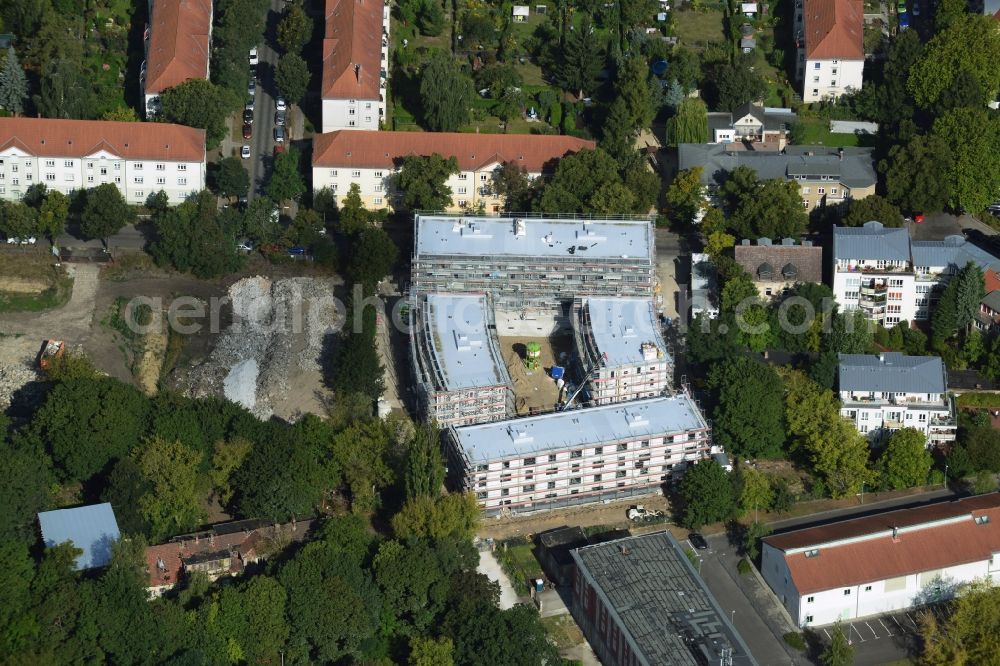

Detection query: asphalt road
(246, 0), (284, 201)
(57, 222), (149, 251)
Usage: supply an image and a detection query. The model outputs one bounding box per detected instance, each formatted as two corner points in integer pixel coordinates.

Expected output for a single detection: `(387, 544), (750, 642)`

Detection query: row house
(763, 494), (1000, 627)
(321, 0), (391, 132)
(312, 131), (594, 211)
(794, 0), (864, 102)
(446, 394), (711, 515)
(141, 0), (213, 118)
(838, 352), (956, 445)
(0, 118), (206, 205)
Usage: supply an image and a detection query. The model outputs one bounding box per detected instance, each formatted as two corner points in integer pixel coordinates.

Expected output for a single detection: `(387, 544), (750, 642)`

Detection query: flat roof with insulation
(422, 293), (509, 391)
(580, 297), (669, 368)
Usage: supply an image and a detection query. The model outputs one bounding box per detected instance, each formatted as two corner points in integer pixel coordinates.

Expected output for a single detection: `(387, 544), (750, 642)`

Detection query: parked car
(274, 110), (286, 126)
(287, 246), (306, 256)
(243, 108), (254, 124)
(6, 236), (37, 245)
(274, 126), (285, 143)
(688, 533), (709, 550)
(245, 97), (254, 112)
(275, 96), (287, 112)
(248, 47), (258, 66)
(238, 196), (249, 209)
(241, 145), (251, 159)
(249, 63), (257, 80)
(247, 78), (256, 97)
(236, 239), (254, 252)
(899, 12), (910, 28)
(242, 123), (253, 139)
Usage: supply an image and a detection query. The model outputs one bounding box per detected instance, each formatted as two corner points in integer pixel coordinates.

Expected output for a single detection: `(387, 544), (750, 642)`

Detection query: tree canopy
(420, 53), (473, 132)
(396, 154), (459, 211)
(267, 147), (307, 203)
(160, 79), (228, 148)
(843, 195), (904, 227)
(709, 357), (786, 459)
(680, 460), (736, 529)
(878, 428), (931, 490)
(275, 53), (311, 105)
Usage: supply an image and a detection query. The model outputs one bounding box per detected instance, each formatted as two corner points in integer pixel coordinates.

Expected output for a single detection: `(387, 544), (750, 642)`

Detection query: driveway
(476, 550), (521, 610)
(654, 228), (682, 320)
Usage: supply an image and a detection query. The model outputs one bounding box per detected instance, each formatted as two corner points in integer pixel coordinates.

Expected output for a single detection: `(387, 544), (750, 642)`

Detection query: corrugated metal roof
(38, 503), (120, 570)
(838, 352), (946, 393)
(572, 531), (757, 665)
(833, 221), (911, 262)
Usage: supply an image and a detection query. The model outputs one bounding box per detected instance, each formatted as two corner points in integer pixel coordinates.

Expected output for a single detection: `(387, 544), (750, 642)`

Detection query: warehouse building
(446, 393), (710, 514)
(412, 215), (655, 332)
(571, 297), (671, 405)
(410, 293), (514, 427)
(762, 493), (1000, 627)
(571, 531), (757, 666)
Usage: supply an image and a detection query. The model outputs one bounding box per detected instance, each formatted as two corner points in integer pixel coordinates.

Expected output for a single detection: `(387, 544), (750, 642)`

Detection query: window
(155, 163), (165, 171)
(64, 174), (74, 182)
(617, 443), (628, 452)
(348, 120), (356, 127)
(523, 484), (535, 492)
(86, 162), (94, 169)
(134, 191), (143, 198)
(476, 491), (487, 499)
(114, 177), (121, 184)
(100, 167), (107, 176)
(806, 615), (814, 623)
(843, 589), (851, 596)
(457, 187), (467, 194)
(593, 474), (602, 482)
(329, 170), (339, 177)
(813, 76), (820, 83)
(832, 68), (838, 75)
(831, 188), (839, 195)
(864, 585), (872, 591)
(349, 108), (356, 115)
(476, 464), (488, 472)
(817, 187), (825, 194)
(569, 477), (581, 485)
(594, 446), (603, 455)
(457, 200), (467, 207)
(615, 470), (626, 478)
(805, 549), (820, 558)
(134, 177), (144, 184)
(365, 117), (372, 124)
(502, 461), (510, 469)
(45, 174), (55, 182)
(351, 170), (361, 178)
(177, 164), (186, 171)
(570, 449), (582, 459)
(806, 596), (814, 603)
(480, 174), (488, 181)
(977, 515), (991, 525)
(87, 176), (94, 183)
(373, 197), (383, 204)
(500, 488), (509, 497)
(178, 178), (187, 186)
(134, 163), (143, 169)
(458, 174), (468, 180)
(547, 481), (556, 489)
(156, 177), (165, 185)
(548, 454), (556, 462)
(64, 160), (74, 168)
(640, 440), (649, 448)
(373, 171), (383, 178)
(114, 163), (120, 170)
(814, 62), (821, 69)
(366, 102), (372, 109)
(523, 457), (535, 466)
(812, 89), (819, 96)
(45, 160), (55, 167)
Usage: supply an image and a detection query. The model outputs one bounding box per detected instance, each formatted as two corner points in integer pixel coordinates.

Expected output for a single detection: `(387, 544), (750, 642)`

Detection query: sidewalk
(476, 550), (520, 610)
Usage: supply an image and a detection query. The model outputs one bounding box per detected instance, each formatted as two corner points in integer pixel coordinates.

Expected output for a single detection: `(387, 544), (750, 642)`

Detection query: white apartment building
(762, 494), (1000, 627)
(141, 0), (213, 118)
(312, 131), (594, 211)
(410, 293), (515, 427)
(571, 297), (671, 405)
(795, 0), (864, 102)
(0, 118), (206, 205)
(833, 222), (1000, 326)
(321, 0), (390, 132)
(447, 394), (711, 514)
(838, 352), (956, 445)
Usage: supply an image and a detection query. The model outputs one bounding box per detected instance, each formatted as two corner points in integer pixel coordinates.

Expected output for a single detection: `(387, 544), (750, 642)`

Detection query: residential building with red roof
(141, 0), (213, 118)
(761, 494), (1000, 627)
(312, 130), (595, 211)
(794, 0), (864, 102)
(321, 0), (390, 132)
(0, 117), (206, 205)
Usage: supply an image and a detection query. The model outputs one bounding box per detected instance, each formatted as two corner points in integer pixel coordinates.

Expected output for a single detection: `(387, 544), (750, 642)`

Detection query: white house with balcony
(795, 0), (864, 102)
(833, 222), (1000, 327)
(321, 0), (391, 132)
(446, 393), (711, 514)
(838, 352), (956, 445)
(0, 118), (206, 205)
(762, 494), (1000, 627)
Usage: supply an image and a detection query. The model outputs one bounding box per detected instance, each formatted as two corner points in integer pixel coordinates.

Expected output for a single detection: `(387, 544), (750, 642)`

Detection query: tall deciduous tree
(908, 15), (1000, 111)
(410, 636), (454, 666)
(0, 47), (28, 115)
(667, 97), (708, 145)
(930, 107), (1000, 213)
(715, 60), (767, 110)
(420, 53), (473, 131)
(880, 133), (953, 214)
(404, 423), (445, 500)
(665, 166), (706, 225)
(267, 147), (307, 203)
(396, 154), (459, 211)
(275, 53), (311, 105)
(136, 438), (207, 541)
(537, 148), (630, 215)
(160, 79), (228, 148)
(35, 58), (96, 120)
(556, 16), (602, 97)
(709, 357), (786, 459)
(918, 580), (1000, 665)
(392, 493), (480, 541)
(736, 466), (774, 519)
(277, 2), (313, 53)
(37, 189), (70, 242)
(0, 201), (39, 241)
(347, 227), (398, 290)
(879, 428), (931, 490)
(680, 459), (736, 529)
(216, 156), (250, 199)
(843, 195), (904, 227)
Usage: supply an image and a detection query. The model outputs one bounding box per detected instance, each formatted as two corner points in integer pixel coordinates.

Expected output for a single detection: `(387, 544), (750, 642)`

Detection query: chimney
(354, 63), (361, 81)
(892, 526), (899, 541)
(838, 147), (844, 161)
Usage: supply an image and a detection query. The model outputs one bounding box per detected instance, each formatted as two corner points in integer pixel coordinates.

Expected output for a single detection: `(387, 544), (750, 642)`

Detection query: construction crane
(558, 363), (599, 411)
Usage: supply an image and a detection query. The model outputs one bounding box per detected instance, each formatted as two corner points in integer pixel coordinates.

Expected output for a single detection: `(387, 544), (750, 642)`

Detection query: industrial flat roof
(582, 298), (669, 368)
(425, 293), (508, 390)
(414, 215), (653, 262)
(451, 394), (706, 463)
(573, 531), (757, 666)
(38, 503), (121, 570)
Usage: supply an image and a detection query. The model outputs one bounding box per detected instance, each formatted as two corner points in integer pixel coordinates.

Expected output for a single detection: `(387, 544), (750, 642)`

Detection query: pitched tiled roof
(312, 131), (595, 172)
(838, 352), (947, 393)
(734, 240), (822, 284)
(0, 118), (206, 162)
(145, 0), (213, 95)
(803, 0), (863, 60)
(765, 494), (1000, 594)
(322, 0), (384, 99)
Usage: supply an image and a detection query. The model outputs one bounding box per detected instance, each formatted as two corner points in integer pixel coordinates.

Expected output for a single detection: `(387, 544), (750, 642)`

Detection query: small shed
(537, 526), (589, 586)
(512, 5), (530, 21)
(38, 503), (121, 570)
(741, 2), (758, 14)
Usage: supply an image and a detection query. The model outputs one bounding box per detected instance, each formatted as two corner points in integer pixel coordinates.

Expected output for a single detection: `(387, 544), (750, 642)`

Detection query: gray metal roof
(450, 394), (708, 463)
(838, 353), (947, 394)
(911, 235), (1000, 272)
(833, 221), (911, 262)
(424, 293), (508, 390)
(583, 297), (669, 368)
(982, 290), (1000, 312)
(572, 531), (758, 666)
(414, 214), (652, 262)
(38, 503), (120, 570)
(678, 143), (875, 188)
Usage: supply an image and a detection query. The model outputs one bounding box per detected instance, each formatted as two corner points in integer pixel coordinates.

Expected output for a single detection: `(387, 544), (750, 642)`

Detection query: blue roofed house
(838, 353), (956, 445)
(38, 503), (121, 570)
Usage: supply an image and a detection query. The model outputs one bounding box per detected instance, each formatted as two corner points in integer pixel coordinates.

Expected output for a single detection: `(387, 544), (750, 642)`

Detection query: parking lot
(815, 608), (928, 666)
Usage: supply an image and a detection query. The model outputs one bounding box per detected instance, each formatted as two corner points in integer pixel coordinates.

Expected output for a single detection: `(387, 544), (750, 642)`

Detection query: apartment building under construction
(410, 293), (514, 427)
(411, 215), (655, 330)
(571, 297), (672, 405)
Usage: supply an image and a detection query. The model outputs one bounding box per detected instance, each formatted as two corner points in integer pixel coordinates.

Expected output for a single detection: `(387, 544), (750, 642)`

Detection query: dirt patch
(500, 335), (575, 415)
(0, 277), (50, 293)
(542, 615), (586, 651)
(134, 323), (168, 395)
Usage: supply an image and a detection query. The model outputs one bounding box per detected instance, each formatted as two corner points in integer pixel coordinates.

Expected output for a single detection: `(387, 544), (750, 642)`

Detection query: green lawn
(0, 276), (73, 313)
(674, 8), (726, 48)
(793, 117), (876, 147)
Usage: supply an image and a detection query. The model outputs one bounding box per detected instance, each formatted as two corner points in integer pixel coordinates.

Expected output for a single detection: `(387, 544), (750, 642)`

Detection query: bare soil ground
(499, 334), (575, 415)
